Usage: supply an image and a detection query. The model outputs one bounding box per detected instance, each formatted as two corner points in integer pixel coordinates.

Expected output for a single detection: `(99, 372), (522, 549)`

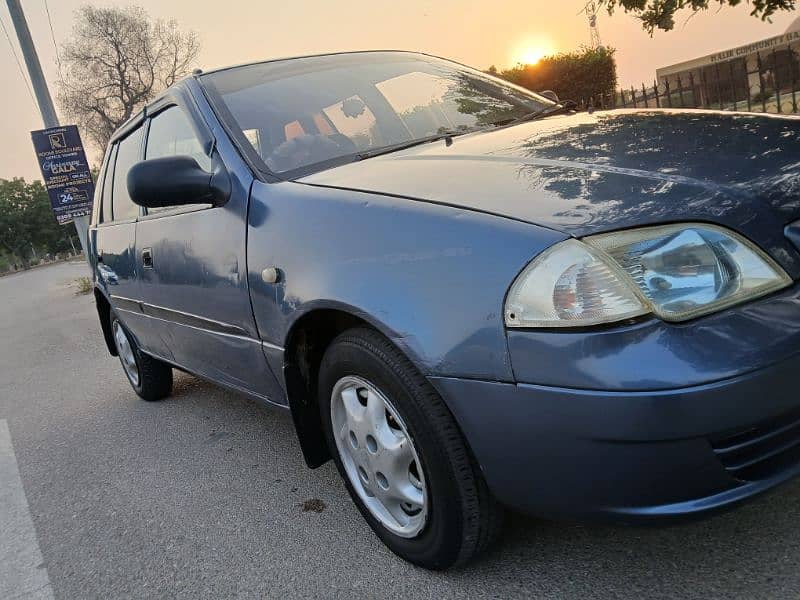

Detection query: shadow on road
(142, 372), (800, 597)
(5, 263), (800, 598)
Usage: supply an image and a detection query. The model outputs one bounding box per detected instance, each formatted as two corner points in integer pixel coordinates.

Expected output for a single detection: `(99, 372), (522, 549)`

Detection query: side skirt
(138, 348), (291, 412)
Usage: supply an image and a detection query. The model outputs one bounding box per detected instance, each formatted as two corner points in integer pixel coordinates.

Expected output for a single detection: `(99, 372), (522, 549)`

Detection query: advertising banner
(31, 125), (94, 225)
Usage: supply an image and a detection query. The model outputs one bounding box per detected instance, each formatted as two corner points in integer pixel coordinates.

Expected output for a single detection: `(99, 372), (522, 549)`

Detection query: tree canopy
(601, 0), (796, 34)
(0, 179), (76, 268)
(58, 5), (200, 152)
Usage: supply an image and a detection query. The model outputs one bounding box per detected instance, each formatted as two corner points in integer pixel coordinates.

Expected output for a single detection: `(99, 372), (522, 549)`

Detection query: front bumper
(430, 283), (800, 522)
(431, 357), (800, 521)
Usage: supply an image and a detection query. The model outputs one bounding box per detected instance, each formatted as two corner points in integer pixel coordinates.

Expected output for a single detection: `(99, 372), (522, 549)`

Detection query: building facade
(656, 17), (800, 109)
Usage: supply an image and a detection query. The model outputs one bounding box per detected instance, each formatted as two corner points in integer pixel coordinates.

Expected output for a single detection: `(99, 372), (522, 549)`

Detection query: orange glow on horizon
(510, 37), (556, 67)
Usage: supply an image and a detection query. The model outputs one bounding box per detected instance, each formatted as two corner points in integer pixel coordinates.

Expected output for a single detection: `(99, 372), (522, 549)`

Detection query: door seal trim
(110, 295), (265, 340)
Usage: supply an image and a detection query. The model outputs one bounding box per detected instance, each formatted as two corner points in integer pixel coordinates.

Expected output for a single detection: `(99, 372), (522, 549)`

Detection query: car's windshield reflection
(201, 52), (553, 176)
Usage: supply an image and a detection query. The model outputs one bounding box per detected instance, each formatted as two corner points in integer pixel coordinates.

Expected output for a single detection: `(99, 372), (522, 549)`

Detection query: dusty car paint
(301, 110), (800, 277)
(89, 53), (800, 523)
(246, 179), (566, 384)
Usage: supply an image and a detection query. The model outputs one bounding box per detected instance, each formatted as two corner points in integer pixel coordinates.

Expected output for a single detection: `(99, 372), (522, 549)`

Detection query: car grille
(710, 409), (800, 482)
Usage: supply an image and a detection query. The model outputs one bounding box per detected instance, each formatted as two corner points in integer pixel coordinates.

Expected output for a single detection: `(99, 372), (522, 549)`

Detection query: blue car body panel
(301, 110), (800, 277)
(245, 179), (566, 384)
(88, 63), (800, 523)
(507, 280), (800, 390)
(431, 344), (800, 520)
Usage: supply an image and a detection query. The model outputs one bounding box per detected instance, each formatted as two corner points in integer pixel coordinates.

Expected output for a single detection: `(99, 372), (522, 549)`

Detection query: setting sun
(510, 36), (556, 66)
(515, 46), (548, 65)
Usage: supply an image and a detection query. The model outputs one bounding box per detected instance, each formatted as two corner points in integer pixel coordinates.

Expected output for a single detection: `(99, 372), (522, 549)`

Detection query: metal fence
(582, 42), (800, 115)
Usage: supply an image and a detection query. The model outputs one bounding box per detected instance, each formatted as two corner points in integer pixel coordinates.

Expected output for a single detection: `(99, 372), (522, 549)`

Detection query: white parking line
(0, 420), (54, 600)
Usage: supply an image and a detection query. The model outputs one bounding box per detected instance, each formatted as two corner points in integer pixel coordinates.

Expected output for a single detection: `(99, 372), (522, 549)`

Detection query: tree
(58, 5), (200, 152)
(0, 179), (75, 267)
(491, 47), (618, 106)
(601, 0), (796, 34)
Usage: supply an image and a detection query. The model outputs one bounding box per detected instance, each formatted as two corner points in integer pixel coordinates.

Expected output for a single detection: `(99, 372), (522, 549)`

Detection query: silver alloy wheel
(331, 375), (428, 538)
(112, 320), (140, 387)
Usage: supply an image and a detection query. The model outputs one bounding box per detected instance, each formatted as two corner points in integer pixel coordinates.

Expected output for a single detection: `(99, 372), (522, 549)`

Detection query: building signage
(709, 30), (800, 63)
(657, 26), (800, 79)
(30, 125), (94, 225)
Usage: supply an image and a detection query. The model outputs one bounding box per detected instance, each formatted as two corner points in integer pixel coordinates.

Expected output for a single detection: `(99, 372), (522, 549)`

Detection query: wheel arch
(94, 286), (117, 356)
(282, 304), (427, 469)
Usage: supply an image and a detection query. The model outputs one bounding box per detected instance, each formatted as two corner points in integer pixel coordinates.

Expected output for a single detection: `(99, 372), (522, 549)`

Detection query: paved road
(2, 261), (800, 599)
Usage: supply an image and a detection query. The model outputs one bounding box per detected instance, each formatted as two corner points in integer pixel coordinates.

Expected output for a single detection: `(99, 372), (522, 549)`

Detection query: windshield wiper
(351, 109), (568, 162)
(355, 130), (466, 161)
(490, 102), (577, 128)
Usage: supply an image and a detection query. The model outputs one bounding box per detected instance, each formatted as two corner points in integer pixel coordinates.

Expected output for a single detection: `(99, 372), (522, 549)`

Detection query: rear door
(133, 103), (282, 402)
(94, 125), (146, 339)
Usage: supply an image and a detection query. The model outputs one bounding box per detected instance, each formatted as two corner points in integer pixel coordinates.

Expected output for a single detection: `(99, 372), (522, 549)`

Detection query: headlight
(505, 224), (791, 328)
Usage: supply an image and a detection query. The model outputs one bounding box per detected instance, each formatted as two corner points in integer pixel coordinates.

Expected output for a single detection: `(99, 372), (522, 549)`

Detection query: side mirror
(127, 155), (230, 208)
(539, 90), (559, 103)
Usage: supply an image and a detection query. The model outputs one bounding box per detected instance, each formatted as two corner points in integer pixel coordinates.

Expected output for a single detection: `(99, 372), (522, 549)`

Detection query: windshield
(201, 52), (553, 176)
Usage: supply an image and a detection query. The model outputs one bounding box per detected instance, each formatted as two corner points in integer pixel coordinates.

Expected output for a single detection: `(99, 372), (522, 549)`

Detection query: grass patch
(74, 276), (92, 295)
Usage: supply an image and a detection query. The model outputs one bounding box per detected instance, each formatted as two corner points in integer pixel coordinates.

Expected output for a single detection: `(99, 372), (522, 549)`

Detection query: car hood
(298, 109), (800, 273)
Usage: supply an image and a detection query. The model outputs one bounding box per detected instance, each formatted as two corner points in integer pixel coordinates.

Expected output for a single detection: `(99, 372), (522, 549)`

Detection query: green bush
(489, 47), (618, 106)
(74, 276), (93, 295)
(0, 178), (77, 267)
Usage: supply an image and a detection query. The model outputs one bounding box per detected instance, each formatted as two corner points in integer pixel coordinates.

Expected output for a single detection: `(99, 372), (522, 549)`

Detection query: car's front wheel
(319, 327), (502, 569)
(110, 312), (172, 401)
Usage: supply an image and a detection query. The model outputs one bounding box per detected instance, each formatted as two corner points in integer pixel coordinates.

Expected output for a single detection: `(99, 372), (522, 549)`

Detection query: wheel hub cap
(331, 376), (428, 538)
(112, 320), (139, 387)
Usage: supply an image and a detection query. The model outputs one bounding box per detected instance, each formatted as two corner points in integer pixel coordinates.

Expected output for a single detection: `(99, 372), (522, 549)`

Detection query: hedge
(488, 47), (618, 106)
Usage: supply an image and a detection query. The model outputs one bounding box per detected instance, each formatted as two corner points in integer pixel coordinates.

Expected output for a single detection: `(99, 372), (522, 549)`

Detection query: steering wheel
(267, 134), (345, 172)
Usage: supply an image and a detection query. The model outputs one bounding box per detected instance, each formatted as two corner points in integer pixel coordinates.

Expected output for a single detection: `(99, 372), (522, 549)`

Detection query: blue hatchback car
(89, 51), (800, 569)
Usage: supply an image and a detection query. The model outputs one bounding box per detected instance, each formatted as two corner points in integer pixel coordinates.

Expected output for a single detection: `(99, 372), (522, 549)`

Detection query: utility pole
(580, 1), (603, 50)
(5, 0), (90, 260)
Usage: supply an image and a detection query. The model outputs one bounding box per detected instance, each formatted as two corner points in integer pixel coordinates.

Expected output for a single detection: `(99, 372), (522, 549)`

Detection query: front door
(94, 126), (144, 338)
(133, 104), (282, 402)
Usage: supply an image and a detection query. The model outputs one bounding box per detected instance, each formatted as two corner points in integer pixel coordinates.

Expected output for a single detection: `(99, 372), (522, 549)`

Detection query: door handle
(142, 247), (153, 269)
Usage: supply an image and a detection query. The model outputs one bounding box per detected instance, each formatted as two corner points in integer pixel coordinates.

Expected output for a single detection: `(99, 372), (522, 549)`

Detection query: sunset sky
(1, 0), (797, 181)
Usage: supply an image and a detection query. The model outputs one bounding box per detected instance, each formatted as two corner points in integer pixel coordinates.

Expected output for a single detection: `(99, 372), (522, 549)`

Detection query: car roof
(195, 49), (427, 77)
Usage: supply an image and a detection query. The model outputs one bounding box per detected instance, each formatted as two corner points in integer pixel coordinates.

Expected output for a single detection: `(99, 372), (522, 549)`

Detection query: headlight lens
(586, 224), (792, 321)
(504, 239), (649, 327)
(505, 224), (791, 328)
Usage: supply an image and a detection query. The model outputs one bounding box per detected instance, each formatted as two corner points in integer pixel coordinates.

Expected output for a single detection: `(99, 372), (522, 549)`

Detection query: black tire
(319, 327), (503, 570)
(110, 311), (172, 402)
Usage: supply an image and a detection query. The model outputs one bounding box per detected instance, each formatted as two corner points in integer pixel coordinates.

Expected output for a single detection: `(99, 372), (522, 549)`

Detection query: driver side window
(144, 107), (213, 214)
(146, 107), (211, 168)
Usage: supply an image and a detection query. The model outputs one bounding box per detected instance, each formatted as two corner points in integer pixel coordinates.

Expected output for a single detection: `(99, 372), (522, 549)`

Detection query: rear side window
(90, 149), (107, 226)
(111, 128), (143, 222)
(145, 107), (212, 170)
(99, 145), (116, 224)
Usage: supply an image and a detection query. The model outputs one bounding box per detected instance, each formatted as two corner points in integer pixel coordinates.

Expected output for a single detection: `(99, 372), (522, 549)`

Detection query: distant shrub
(74, 276), (92, 295)
(751, 89), (775, 105)
(489, 47), (618, 106)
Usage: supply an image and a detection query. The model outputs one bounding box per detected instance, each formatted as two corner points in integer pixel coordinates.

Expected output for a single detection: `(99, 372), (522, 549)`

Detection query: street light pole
(5, 0), (90, 260)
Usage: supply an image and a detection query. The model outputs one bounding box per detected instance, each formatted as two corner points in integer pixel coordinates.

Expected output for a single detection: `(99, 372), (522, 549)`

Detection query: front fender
(247, 180), (567, 381)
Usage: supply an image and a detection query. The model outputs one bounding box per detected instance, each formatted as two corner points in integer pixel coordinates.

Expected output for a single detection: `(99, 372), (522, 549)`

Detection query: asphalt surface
(3, 261), (800, 599)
